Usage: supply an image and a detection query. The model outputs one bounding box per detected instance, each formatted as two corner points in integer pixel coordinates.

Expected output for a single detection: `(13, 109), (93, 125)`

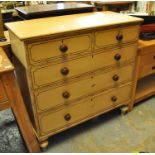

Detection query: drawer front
(139, 62), (155, 78)
(39, 83), (132, 135)
(140, 50), (155, 67)
(92, 64), (134, 92)
(92, 83), (132, 113)
(31, 55), (92, 88)
(93, 44), (137, 70)
(39, 98), (92, 135)
(35, 77), (92, 112)
(28, 34), (91, 64)
(95, 26), (139, 49)
(35, 64), (134, 112)
(0, 79), (8, 103)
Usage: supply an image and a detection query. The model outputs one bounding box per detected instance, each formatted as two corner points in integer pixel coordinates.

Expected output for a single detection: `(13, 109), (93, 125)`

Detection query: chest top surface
(5, 11), (143, 41)
(0, 47), (14, 74)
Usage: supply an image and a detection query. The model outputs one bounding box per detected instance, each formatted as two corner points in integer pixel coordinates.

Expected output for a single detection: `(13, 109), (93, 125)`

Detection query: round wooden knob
(111, 96), (117, 102)
(60, 67), (69, 76)
(59, 44), (68, 53)
(62, 91), (70, 99)
(64, 113), (71, 121)
(114, 54), (121, 61)
(112, 74), (119, 81)
(116, 34), (123, 41)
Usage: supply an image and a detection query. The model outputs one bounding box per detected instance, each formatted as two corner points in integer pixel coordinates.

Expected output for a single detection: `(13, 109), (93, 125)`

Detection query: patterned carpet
(0, 109), (27, 153)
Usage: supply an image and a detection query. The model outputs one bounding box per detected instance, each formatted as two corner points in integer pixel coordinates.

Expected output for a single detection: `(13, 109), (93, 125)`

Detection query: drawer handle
(61, 67), (69, 76)
(114, 54), (121, 61)
(111, 96), (117, 102)
(62, 91), (70, 99)
(116, 34), (123, 41)
(152, 66), (155, 70)
(64, 113), (71, 121)
(112, 74), (119, 81)
(59, 44), (68, 53)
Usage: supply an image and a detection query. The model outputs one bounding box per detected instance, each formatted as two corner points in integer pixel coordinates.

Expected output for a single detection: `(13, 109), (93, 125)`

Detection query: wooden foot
(40, 140), (49, 151)
(120, 105), (129, 115)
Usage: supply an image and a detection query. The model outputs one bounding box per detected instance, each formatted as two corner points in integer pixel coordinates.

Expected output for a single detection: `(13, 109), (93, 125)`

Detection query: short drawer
(139, 62), (155, 78)
(0, 78), (8, 103)
(28, 33), (91, 64)
(92, 83), (132, 113)
(31, 55), (92, 88)
(93, 44), (137, 70)
(35, 64), (134, 113)
(92, 64), (134, 92)
(95, 25), (139, 49)
(39, 83), (132, 135)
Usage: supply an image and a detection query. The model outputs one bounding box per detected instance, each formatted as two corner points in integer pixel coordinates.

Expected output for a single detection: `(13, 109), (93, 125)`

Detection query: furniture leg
(120, 105), (129, 115)
(2, 72), (40, 153)
(40, 139), (49, 151)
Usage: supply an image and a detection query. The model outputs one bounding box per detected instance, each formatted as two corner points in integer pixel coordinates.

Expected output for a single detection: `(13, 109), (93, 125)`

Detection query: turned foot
(40, 140), (49, 151)
(120, 105), (129, 115)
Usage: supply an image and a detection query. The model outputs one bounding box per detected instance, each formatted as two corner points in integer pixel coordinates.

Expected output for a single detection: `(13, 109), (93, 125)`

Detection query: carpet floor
(0, 96), (155, 153)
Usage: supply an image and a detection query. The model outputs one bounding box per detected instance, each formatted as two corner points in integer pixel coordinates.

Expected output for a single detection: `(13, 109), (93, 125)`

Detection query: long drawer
(31, 44), (136, 88)
(35, 64), (134, 113)
(95, 25), (139, 49)
(0, 78), (8, 103)
(28, 33), (91, 64)
(39, 83), (132, 135)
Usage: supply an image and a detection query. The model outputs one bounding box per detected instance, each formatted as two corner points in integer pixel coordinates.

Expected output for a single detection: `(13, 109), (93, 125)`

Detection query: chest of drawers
(6, 11), (143, 149)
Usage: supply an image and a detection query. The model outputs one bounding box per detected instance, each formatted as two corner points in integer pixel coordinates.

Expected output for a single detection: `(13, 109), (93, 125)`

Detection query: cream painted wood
(6, 11), (142, 145)
(5, 11), (143, 40)
(39, 98), (92, 135)
(35, 64), (134, 113)
(92, 83), (132, 113)
(95, 26), (139, 49)
(93, 44), (137, 70)
(31, 44), (136, 89)
(35, 76), (92, 112)
(28, 33), (91, 64)
(9, 31), (28, 68)
(31, 55), (92, 88)
(39, 83), (131, 135)
(92, 64), (134, 92)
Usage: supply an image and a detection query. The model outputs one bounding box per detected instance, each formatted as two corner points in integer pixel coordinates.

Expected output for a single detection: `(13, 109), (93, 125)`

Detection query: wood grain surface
(5, 11), (143, 40)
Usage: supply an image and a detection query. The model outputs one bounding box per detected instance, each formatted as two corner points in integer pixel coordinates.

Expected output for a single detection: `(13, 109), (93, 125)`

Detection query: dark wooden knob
(62, 91), (70, 99)
(112, 74), (119, 81)
(116, 34), (123, 41)
(59, 44), (68, 53)
(152, 66), (155, 70)
(111, 96), (117, 102)
(64, 113), (71, 121)
(60, 67), (69, 76)
(114, 54), (121, 61)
